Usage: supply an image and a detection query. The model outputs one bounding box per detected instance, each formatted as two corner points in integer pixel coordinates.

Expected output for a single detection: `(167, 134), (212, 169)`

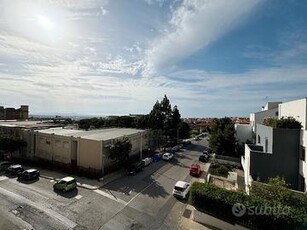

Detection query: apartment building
(240, 98), (307, 193)
(0, 105), (29, 120)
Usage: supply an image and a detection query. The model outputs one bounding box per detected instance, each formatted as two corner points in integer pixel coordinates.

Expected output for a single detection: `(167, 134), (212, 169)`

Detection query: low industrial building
(34, 128), (148, 176)
(0, 120), (61, 159)
(0, 120), (149, 176)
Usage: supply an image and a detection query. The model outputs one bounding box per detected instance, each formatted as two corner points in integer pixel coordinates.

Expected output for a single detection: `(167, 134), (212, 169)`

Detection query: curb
(39, 174), (129, 191)
(39, 174), (101, 190)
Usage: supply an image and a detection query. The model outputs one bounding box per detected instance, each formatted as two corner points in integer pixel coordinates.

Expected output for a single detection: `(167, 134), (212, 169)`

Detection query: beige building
(0, 120), (61, 159)
(34, 128), (148, 176)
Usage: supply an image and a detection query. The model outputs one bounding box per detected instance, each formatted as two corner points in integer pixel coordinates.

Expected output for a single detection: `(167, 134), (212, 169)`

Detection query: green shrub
(189, 182), (307, 229)
(209, 163), (232, 177)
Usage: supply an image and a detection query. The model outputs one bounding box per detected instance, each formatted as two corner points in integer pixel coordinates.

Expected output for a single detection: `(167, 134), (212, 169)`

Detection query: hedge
(189, 182), (307, 230)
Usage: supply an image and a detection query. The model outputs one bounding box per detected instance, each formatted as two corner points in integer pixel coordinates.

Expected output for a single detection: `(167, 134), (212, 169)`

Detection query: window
(300, 146), (305, 161)
(257, 135), (260, 144)
(265, 137), (268, 152)
(275, 111), (278, 116)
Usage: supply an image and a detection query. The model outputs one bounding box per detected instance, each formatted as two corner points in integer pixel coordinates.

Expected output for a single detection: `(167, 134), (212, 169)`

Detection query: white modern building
(240, 98), (307, 193)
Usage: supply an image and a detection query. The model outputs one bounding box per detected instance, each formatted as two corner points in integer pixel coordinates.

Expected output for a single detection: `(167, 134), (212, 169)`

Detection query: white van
(172, 181), (190, 199)
(141, 157), (152, 166)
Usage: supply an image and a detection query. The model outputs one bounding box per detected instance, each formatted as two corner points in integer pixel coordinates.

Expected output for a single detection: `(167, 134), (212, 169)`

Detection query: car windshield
(174, 186), (185, 192)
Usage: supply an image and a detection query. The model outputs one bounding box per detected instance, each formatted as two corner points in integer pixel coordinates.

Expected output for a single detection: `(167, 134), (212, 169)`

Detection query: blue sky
(0, 0), (306, 117)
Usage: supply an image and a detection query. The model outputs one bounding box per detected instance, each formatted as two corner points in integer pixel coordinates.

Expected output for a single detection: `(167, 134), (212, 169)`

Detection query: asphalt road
(0, 138), (210, 230)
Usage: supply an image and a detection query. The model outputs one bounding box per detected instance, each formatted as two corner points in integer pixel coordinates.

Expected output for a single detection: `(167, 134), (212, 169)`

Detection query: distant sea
(30, 114), (105, 121)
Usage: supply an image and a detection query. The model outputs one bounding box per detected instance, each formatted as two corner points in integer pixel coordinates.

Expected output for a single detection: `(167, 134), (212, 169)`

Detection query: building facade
(240, 98), (307, 193)
(0, 105), (29, 120)
(34, 128), (148, 176)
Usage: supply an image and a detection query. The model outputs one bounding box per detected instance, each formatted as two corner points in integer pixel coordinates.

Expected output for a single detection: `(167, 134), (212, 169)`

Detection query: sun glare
(37, 15), (54, 30)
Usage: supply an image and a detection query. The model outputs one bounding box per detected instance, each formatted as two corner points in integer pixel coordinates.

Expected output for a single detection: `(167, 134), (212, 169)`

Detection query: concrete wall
(102, 131), (149, 168)
(52, 137), (71, 164)
(35, 133), (72, 164)
(235, 124), (252, 144)
(78, 138), (102, 170)
(250, 108), (278, 133)
(299, 130), (307, 192)
(256, 124), (273, 153)
(264, 102), (282, 110)
(279, 98), (307, 130)
(249, 126), (300, 190)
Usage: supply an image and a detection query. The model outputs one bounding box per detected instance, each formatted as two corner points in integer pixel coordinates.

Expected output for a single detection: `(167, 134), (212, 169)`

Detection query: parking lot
(0, 138), (210, 230)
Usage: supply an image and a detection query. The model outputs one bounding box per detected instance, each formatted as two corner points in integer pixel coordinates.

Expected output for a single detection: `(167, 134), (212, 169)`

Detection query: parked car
(172, 181), (190, 199)
(189, 163), (201, 177)
(5, 165), (24, 176)
(202, 150), (208, 155)
(162, 152), (174, 161)
(142, 157), (152, 167)
(126, 162), (144, 175)
(18, 169), (40, 181)
(199, 154), (209, 162)
(0, 161), (11, 171)
(53, 177), (77, 192)
(152, 153), (161, 162)
(182, 140), (191, 146)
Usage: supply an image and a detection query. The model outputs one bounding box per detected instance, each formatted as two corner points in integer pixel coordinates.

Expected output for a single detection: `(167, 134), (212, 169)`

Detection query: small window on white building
(265, 137), (268, 152)
(300, 146), (305, 161)
(257, 135), (260, 144)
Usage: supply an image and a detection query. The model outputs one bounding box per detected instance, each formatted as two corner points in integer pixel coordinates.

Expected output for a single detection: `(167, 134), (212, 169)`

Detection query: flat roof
(0, 120), (59, 129)
(36, 127), (146, 141)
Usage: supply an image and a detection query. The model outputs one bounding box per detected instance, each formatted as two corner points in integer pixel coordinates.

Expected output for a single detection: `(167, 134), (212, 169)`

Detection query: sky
(0, 0), (306, 118)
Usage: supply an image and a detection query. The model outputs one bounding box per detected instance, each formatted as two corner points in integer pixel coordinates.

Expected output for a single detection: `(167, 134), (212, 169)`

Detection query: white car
(141, 157), (153, 166)
(162, 152), (173, 160)
(173, 181), (190, 199)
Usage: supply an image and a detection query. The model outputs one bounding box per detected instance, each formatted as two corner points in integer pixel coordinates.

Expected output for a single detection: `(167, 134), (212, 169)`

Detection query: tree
(148, 95), (185, 144)
(108, 137), (132, 163)
(263, 117), (302, 129)
(0, 136), (27, 158)
(209, 117), (237, 156)
(178, 122), (190, 139)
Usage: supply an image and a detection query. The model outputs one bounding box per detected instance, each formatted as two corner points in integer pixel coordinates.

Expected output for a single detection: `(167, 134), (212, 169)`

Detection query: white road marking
(126, 182), (154, 206)
(0, 187), (77, 229)
(75, 194), (82, 200)
(94, 189), (127, 205)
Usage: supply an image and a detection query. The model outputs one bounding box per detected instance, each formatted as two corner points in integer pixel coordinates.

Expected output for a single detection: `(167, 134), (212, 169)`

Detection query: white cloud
(146, 0), (262, 73)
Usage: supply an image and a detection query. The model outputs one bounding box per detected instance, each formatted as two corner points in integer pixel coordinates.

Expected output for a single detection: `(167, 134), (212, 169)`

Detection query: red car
(189, 163), (201, 177)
